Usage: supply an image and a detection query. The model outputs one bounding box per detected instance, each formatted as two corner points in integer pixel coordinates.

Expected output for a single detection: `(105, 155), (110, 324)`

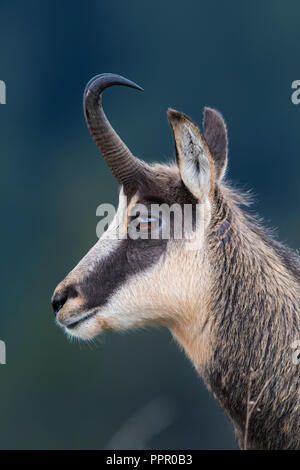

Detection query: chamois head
(52, 73), (229, 340)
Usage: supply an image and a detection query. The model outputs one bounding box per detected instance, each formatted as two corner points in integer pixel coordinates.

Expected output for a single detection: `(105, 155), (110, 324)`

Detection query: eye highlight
(136, 216), (158, 232)
(128, 213), (159, 234)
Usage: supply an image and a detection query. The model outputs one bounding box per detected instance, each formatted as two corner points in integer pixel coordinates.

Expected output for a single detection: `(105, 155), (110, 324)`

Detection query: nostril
(52, 292), (68, 316)
(51, 285), (78, 316)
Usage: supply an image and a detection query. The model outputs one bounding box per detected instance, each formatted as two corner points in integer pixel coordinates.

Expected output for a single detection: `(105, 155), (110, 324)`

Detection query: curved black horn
(83, 73), (147, 187)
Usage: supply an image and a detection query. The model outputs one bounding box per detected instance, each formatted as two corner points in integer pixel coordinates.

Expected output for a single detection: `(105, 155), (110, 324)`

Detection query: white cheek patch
(79, 252), (169, 333)
(180, 126), (211, 201)
(79, 237), (209, 335)
(65, 236), (211, 339)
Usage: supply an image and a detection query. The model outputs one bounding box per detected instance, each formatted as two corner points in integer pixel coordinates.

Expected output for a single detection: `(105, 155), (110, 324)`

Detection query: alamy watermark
(291, 80), (300, 104)
(0, 80), (6, 104)
(96, 195), (207, 251)
(0, 340), (6, 365)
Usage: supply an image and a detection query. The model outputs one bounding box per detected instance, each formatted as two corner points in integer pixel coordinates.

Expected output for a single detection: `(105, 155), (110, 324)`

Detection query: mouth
(64, 310), (98, 330)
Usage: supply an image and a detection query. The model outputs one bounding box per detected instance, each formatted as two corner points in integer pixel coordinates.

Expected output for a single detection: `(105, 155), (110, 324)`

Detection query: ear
(168, 108), (213, 200)
(203, 107), (228, 180)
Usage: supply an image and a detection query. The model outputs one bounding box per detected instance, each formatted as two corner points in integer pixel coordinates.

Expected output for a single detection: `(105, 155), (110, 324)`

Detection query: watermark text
(0, 340), (6, 364)
(0, 80), (6, 104)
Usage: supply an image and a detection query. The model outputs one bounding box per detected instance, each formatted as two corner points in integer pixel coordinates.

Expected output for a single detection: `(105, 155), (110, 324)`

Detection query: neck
(207, 187), (299, 448)
(175, 185), (300, 449)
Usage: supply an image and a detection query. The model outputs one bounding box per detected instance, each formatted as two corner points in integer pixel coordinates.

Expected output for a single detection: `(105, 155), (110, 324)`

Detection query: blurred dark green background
(0, 0), (299, 449)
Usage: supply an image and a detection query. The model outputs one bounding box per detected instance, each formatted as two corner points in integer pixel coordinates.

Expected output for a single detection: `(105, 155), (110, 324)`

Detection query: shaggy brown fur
(204, 184), (300, 449)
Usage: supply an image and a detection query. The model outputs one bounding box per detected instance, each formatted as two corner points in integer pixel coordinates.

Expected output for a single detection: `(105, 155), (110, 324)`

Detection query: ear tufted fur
(203, 107), (228, 181)
(168, 108), (213, 201)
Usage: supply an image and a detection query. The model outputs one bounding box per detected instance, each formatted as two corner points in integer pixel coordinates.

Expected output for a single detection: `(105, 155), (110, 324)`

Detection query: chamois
(52, 74), (300, 449)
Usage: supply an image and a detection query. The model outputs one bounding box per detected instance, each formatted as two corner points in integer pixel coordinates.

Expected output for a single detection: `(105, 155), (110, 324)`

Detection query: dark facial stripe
(81, 237), (168, 312)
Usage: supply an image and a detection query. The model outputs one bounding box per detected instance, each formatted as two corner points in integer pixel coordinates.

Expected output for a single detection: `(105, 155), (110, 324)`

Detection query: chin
(58, 309), (113, 340)
(64, 320), (101, 340)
